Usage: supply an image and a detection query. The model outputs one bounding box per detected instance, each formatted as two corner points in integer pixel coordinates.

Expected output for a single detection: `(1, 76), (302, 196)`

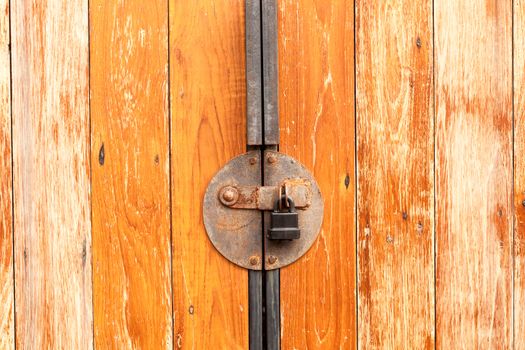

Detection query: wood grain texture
(435, 1), (513, 348)
(356, 2), (434, 348)
(278, 1), (356, 348)
(0, 0), (14, 348)
(169, 1), (248, 348)
(515, 1), (525, 349)
(90, 0), (172, 348)
(10, 0), (92, 348)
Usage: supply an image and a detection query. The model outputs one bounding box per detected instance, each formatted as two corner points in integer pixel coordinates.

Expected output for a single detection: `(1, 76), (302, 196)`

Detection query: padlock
(267, 196), (300, 240)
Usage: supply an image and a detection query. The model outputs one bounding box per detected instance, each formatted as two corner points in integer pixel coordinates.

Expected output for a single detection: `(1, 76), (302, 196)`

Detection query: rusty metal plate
(264, 151), (324, 270)
(203, 151), (263, 270)
(203, 150), (323, 270)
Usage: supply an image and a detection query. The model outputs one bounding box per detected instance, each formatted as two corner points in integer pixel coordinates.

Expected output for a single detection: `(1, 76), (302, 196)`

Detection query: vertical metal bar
(246, 0), (264, 347)
(265, 270), (280, 350)
(262, 0), (281, 347)
(249, 269), (263, 350)
(261, 0), (279, 145)
(246, 0), (263, 145)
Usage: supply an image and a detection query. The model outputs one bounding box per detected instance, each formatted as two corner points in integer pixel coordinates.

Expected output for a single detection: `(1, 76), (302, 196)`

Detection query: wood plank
(10, 0), (92, 347)
(356, 1), (434, 348)
(90, 0), (172, 348)
(435, 1), (513, 348)
(515, 1), (525, 349)
(277, 1), (356, 348)
(0, 0), (14, 348)
(169, 1), (248, 348)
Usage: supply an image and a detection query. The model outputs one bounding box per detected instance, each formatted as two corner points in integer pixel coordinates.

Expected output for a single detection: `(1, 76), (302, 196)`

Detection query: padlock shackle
(274, 195), (295, 212)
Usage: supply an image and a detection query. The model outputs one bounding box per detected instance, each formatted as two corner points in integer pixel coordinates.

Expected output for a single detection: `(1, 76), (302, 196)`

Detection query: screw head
(267, 255), (277, 264)
(249, 256), (259, 266)
(267, 155), (277, 164)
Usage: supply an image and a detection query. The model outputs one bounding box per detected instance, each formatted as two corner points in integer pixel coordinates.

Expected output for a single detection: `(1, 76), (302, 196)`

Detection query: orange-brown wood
(277, 1), (356, 348)
(435, 1), (513, 348)
(11, 0), (92, 348)
(515, 1), (525, 349)
(90, 0), (172, 348)
(356, 2), (434, 348)
(0, 0), (14, 348)
(169, 1), (248, 348)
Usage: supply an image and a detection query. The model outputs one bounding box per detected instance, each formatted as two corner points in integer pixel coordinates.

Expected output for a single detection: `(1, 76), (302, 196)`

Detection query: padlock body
(268, 212), (300, 240)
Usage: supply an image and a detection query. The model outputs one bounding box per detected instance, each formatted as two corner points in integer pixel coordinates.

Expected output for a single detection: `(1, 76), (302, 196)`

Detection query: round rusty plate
(203, 150), (324, 270)
(203, 151), (263, 270)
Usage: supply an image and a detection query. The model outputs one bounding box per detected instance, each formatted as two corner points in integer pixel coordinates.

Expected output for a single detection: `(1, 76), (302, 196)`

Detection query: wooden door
(1, 0), (524, 349)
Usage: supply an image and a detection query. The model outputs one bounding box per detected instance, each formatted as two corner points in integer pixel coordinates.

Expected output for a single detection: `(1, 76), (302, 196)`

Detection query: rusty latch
(218, 178), (312, 210)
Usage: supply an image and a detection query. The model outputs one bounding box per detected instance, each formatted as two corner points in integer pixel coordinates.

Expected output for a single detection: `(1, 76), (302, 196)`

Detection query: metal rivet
(222, 189), (236, 202)
(267, 255), (277, 264)
(249, 157), (257, 165)
(219, 186), (239, 206)
(267, 156), (277, 164)
(249, 256), (259, 266)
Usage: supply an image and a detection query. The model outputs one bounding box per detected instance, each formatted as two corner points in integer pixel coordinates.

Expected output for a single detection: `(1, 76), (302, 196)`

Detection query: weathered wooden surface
(515, 1), (525, 349)
(10, 0), (92, 348)
(90, 0), (172, 348)
(278, 1), (356, 348)
(169, 1), (248, 348)
(356, 1), (434, 348)
(0, 0), (14, 348)
(435, 1), (513, 348)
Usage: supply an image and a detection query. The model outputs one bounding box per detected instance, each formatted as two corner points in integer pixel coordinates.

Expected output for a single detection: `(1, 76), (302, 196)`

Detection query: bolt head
(267, 156), (277, 164)
(249, 256), (259, 266)
(219, 186), (239, 205)
(222, 189), (236, 202)
(249, 157), (257, 165)
(267, 255), (277, 264)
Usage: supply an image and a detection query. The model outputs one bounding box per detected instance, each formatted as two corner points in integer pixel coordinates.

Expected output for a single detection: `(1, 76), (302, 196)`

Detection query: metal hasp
(203, 151), (323, 270)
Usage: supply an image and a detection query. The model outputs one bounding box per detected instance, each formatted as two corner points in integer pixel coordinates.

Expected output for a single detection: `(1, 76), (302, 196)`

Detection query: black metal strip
(249, 269), (263, 350)
(261, 0), (279, 145)
(261, 0), (280, 347)
(246, 0), (263, 146)
(265, 269), (280, 350)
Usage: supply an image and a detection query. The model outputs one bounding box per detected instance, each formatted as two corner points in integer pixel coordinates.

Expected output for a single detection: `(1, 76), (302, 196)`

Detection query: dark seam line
(8, 0), (17, 347)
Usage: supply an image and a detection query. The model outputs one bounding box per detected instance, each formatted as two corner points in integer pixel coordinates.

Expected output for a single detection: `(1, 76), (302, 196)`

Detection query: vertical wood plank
(278, 1), (356, 348)
(516, 1), (525, 349)
(356, 1), (434, 348)
(11, 0), (92, 348)
(169, 1), (248, 348)
(435, 1), (513, 348)
(90, 0), (172, 348)
(0, 0), (14, 348)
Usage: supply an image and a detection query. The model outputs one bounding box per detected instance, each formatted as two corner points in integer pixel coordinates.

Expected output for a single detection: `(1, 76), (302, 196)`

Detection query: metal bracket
(203, 151), (323, 270)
